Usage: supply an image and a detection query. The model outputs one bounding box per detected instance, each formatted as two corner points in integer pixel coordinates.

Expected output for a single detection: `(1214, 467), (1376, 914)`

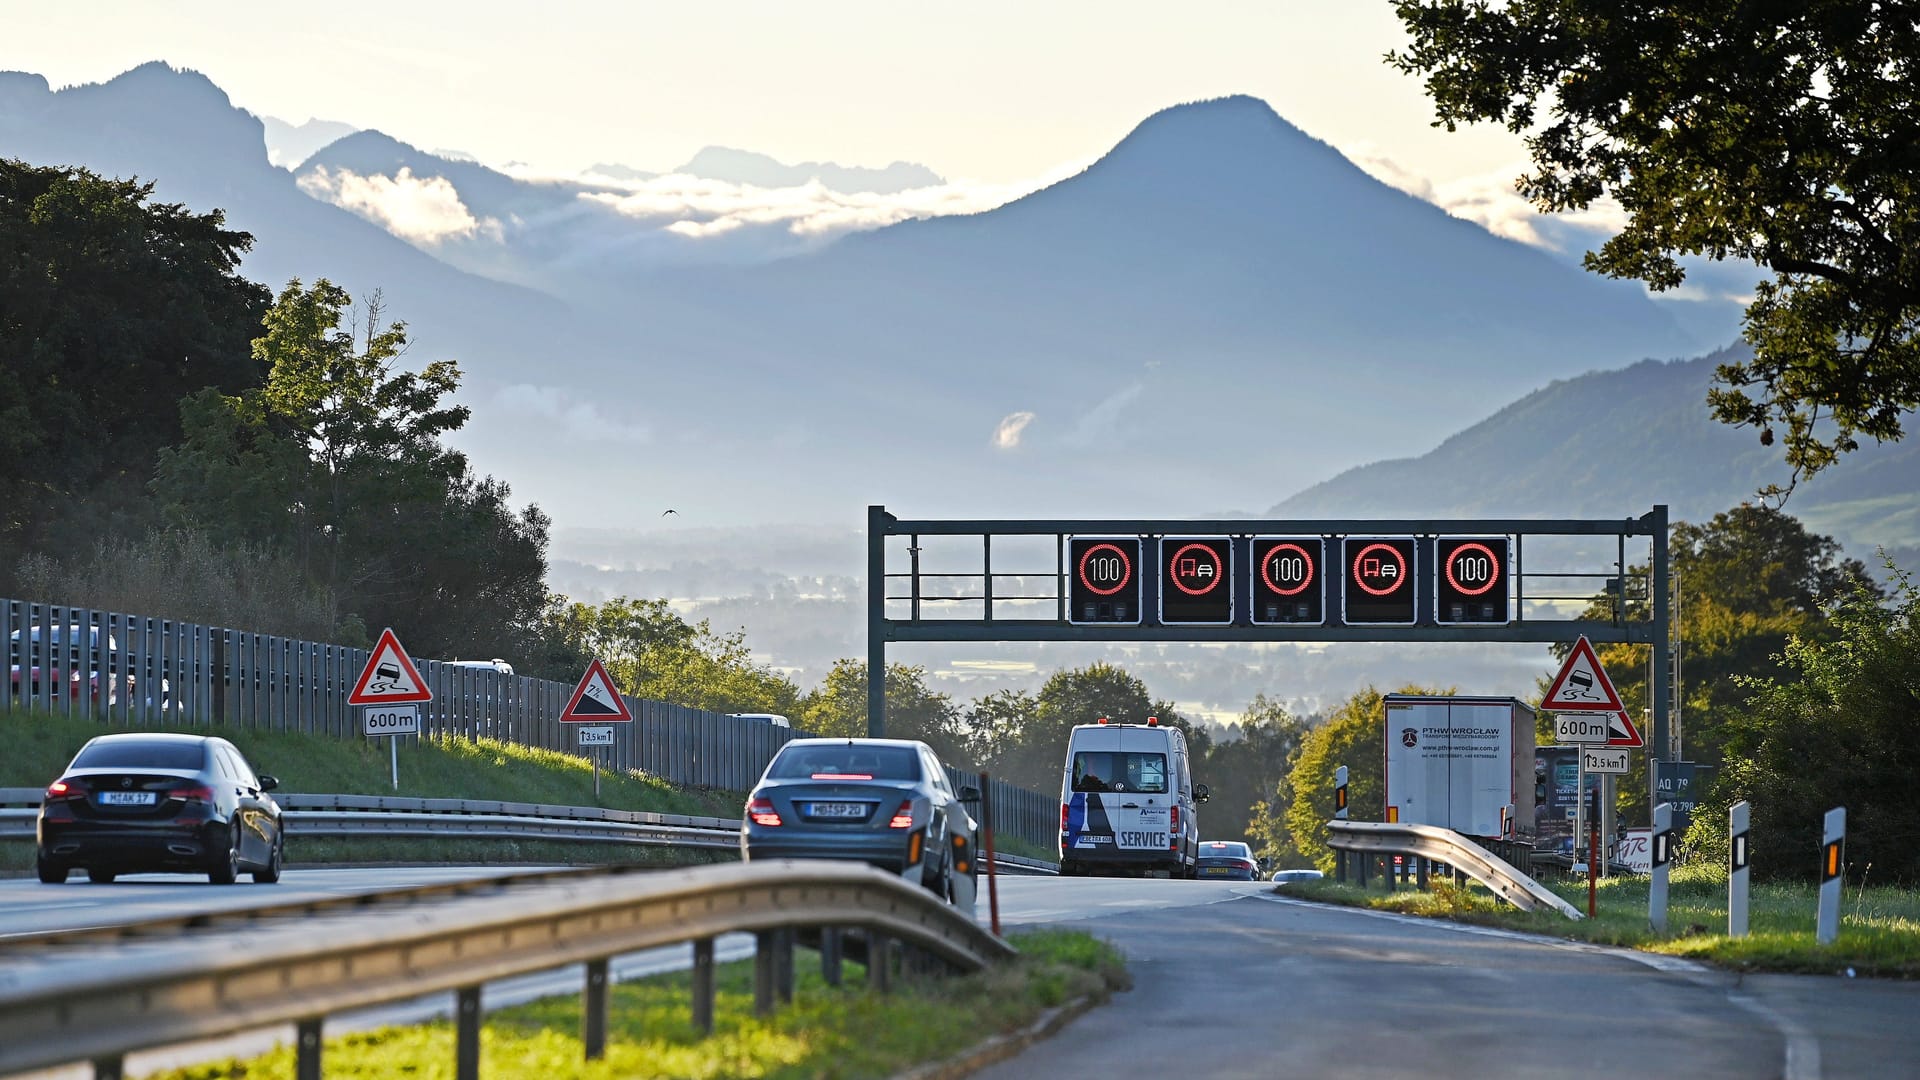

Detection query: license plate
(807, 802), (867, 818)
(1203, 866), (1229, 876)
(98, 791), (156, 807)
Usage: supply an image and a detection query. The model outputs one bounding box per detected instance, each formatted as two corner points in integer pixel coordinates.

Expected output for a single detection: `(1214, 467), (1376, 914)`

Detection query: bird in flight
(661, 509), (679, 517)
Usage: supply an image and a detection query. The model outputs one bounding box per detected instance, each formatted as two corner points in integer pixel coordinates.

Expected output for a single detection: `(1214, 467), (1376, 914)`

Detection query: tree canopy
(0, 160), (269, 573)
(1703, 566), (1920, 883)
(153, 279), (549, 656)
(1389, 2), (1920, 484)
(1561, 504), (1876, 817)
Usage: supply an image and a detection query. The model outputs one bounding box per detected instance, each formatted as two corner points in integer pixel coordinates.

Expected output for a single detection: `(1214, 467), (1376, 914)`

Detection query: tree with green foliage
(538, 596), (799, 716)
(1389, 3), (1920, 486)
(799, 660), (968, 764)
(1697, 565), (1920, 883)
(1279, 685), (1450, 871)
(961, 688), (1039, 777)
(1560, 504), (1876, 819)
(971, 662), (1195, 792)
(153, 279), (548, 657)
(0, 160), (269, 576)
(1199, 694), (1314, 848)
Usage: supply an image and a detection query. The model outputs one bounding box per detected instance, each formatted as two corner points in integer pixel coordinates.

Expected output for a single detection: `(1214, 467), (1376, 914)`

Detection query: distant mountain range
(671, 146), (943, 193)
(1, 62), (1739, 536)
(260, 115), (358, 168)
(1269, 343), (1920, 565)
(7, 61), (1914, 716)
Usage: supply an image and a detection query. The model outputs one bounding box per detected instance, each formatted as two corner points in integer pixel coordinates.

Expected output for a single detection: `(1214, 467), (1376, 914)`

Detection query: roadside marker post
(1332, 764), (1349, 882)
(1818, 806), (1846, 945)
(1728, 800), (1751, 938)
(1649, 802), (1673, 932)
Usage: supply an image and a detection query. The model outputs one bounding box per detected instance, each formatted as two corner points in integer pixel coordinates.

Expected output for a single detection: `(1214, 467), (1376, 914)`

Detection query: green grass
(147, 929), (1127, 1080)
(1283, 864), (1920, 977)
(2, 706), (745, 870)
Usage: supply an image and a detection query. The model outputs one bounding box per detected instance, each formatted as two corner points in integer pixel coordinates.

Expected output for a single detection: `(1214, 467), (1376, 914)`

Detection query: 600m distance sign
(1068, 536), (1142, 625)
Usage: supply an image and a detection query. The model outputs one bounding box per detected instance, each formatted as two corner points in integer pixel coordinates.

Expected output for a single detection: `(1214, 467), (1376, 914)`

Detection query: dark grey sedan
(740, 738), (977, 901)
(36, 732), (284, 885)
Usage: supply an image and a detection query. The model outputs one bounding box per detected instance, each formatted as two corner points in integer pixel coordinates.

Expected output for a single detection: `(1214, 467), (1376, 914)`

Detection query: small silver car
(740, 738), (977, 902)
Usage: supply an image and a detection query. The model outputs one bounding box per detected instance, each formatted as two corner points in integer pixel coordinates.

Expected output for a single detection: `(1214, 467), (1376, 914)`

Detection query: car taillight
(1241, 859), (1258, 873)
(1170, 805), (1180, 833)
(45, 779), (81, 799)
(1061, 804), (1070, 833)
(168, 784), (215, 803)
(748, 796), (782, 827)
(889, 800), (914, 829)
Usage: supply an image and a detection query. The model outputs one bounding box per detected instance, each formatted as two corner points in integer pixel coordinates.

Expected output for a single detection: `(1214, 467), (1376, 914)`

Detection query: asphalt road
(977, 876), (1920, 1080)
(4, 869), (1916, 1079)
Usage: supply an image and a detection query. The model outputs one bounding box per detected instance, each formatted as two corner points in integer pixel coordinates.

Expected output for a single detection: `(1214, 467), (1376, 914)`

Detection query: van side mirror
(958, 785), (981, 804)
(1194, 783), (1211, 803)
(257, 774), (279, 792)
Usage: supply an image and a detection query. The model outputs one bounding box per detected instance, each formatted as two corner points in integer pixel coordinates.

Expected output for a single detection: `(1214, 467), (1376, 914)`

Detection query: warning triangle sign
(560, 659), (632, 723)
(348, 628), (433, 705)
(1541, 635), (1627, 713)
(1607, 710), (1645, 748)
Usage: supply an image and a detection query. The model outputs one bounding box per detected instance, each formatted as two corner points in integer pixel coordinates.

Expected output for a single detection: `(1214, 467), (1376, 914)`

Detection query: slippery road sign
(348, 629), (433, 705)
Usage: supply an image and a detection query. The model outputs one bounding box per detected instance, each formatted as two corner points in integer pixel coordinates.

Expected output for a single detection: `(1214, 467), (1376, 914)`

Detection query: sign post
(1818, 806), (1845, 945)
(560, 659), (634, 800)
(348, 629), (433, 791)
(1649, 802), (1673, 932)
(1729, 800), (1751, 938)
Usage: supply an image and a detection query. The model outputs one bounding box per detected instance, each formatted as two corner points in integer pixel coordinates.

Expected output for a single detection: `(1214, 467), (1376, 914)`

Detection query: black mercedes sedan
(36, 732), (284, 885)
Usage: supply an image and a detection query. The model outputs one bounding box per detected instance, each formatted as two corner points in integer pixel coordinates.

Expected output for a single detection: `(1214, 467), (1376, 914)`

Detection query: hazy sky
(0, 1), (1528, 189)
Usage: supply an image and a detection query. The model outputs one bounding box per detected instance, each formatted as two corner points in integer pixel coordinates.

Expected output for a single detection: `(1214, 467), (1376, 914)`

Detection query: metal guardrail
(1326, 820), (1583, 920)
(0, 789), (1063, 873)
(0, 859), (1017, 1078)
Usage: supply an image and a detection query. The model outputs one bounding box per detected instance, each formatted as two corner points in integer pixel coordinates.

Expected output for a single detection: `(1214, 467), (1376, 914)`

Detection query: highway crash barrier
(1325, 819), (1583, 920)
(0, 860), (1017, 1079)
(0, 788), (1061, 873)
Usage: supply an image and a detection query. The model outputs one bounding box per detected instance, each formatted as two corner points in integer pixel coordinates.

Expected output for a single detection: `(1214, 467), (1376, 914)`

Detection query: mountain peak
(102, 61), (236, 110)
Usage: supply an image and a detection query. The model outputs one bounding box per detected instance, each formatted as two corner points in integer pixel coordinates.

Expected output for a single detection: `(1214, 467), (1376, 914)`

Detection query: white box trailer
(1383, 695), (1536, 838)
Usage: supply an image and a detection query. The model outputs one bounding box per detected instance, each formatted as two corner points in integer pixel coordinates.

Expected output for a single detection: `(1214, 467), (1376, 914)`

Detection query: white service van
(1058, 718), (1208, 877)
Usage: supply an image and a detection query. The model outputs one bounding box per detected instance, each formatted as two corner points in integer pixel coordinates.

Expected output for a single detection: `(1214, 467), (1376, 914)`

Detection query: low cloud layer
(577, 169), (1068, 249)
(299, 166), (502, 245)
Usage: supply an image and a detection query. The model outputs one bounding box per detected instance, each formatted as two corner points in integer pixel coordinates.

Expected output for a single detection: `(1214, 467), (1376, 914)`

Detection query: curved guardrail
(1326, 820), (1582, 920)
(0, 860), (1018, 1077)
(0, 789), (1062, 873)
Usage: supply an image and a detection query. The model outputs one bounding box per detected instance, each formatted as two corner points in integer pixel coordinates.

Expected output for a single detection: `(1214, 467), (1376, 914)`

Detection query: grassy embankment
(0, 706), (1057, 867)
(148, 928), (1127, 1080)
(1282, 864), (1920, 977)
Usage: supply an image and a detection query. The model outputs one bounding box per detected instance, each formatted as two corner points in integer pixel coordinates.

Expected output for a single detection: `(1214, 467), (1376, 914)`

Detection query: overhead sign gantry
(865, 505), (1674, 800)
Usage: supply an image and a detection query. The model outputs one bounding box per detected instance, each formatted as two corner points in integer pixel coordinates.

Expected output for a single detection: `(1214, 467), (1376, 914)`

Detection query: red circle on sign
(1167, 542), (1224, 597)
(1350, 542), (1408, 597)
(1260, 543), (1315, 597)
(1077, 543), (1133, 596)
(1444, 541), (1501, 597)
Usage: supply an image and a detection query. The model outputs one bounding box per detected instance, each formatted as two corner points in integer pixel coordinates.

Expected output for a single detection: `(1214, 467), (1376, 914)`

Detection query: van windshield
(1071, 751), (1168, 794)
